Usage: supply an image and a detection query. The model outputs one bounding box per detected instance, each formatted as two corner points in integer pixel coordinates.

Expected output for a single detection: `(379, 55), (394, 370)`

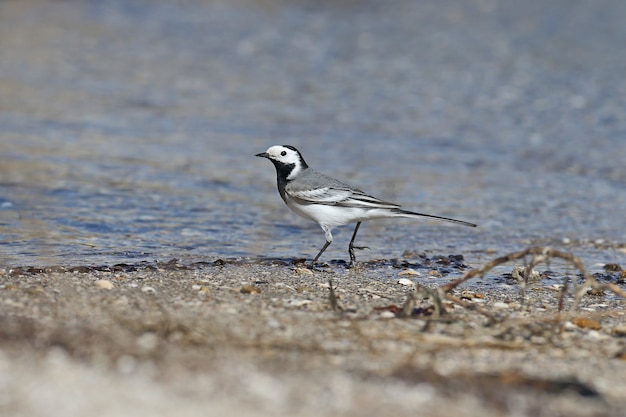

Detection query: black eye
(281, 151), (287, 156)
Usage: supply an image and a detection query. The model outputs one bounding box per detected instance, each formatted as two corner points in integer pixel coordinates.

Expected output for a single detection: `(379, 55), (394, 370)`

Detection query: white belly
(283, 193), (394, 228)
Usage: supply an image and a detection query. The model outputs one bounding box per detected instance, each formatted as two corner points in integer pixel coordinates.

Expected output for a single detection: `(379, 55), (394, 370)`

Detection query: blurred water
(1, 0), (626, 270)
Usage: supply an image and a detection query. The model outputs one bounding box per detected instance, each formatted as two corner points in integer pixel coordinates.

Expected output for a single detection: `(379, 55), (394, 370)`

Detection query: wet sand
(2, 254), (625, 417)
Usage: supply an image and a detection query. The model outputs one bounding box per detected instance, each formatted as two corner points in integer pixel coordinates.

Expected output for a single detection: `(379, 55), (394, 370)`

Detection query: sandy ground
(1, 254), (625, 417)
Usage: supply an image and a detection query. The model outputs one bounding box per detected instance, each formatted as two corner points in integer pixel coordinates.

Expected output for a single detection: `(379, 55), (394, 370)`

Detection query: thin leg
(311, 225), (334, 267)
(348, 222), (369, 266)
(312, 240), (332, 266)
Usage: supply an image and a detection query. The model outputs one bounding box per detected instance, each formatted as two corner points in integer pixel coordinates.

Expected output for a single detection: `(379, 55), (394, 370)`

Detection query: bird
(255, 145), (476, 266)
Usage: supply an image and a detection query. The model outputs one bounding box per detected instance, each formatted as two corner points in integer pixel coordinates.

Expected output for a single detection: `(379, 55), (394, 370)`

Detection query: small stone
(397, 278), (416, 286)
(398, 269), (420, 276)
(94, 279), (114, 290)
(284, 299), (312, 308)
(141, 285), (156, 294)
(427, 270), (442, 277)
(571, 317), (602, 330)
(240, 285), (261, 294)
(492, 302), (510, 309)
(587, 330), (606, 340)
(587, 287), (604, 296)
(611, 326), (626, 337)
(460, 290), (476, 300)
(603, 263), (622, 272)
(295, 267), (313, 275)
(379, 311), (396, 319)
(563, 321), (578, 331)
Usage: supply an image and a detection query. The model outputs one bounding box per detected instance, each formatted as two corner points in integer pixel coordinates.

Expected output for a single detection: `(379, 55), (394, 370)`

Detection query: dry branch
(439, 246), (625, 317)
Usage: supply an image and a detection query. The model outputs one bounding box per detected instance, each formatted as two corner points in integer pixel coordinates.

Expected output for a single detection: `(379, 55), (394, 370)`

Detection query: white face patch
(265, 146), (303, 179)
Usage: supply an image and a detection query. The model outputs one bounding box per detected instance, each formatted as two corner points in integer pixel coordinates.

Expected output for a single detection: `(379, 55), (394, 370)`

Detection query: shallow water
(1, 0), (626, 274)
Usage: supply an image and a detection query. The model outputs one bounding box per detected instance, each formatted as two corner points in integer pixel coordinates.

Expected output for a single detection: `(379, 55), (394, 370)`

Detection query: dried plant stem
(328, 279), (339, 312)
(440, 246), (625, 317)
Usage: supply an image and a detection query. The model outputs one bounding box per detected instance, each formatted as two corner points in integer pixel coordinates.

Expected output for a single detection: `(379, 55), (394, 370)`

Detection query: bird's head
(256, 145), (309, 180)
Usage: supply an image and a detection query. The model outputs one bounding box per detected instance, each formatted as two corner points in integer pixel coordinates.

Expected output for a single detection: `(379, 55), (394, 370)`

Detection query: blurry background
(1, 0), (625, 268)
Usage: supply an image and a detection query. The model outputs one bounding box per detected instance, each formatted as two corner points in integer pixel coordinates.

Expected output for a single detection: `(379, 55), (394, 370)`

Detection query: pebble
(571, 317), (602, 330)
(94, 279), (114, 290)
(240, 285), (261, 294)
(284, 299), (312, 308)
(295, 267), (313, 275)
(379, 311), (396, 319)
(460, 290), (479, 300)
(397, 278), (415, 286)
(141, 285), (156, 294)
(611, 326), (626, 337)
(492, 302), (510, 309)
(398, 269), (420, 276)
(603, 263), (622, 272)
(563, 321), (578, 331)
(587, 330), (607, 340)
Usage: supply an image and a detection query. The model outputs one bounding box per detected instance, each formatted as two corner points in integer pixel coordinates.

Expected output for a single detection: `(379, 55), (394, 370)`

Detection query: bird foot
(308, 260), (330, 271)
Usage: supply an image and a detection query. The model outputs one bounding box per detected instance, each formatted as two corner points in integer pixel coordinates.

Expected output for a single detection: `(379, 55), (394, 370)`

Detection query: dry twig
(328, 278), (339, 312)
(440, 246), (626, 319)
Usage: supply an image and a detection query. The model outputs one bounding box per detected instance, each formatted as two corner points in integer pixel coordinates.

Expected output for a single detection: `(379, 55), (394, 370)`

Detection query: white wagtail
(256, 145), (476, 266)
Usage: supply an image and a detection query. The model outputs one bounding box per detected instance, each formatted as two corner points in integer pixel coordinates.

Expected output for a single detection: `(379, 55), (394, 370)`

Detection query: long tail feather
(394, 209), (476, 227)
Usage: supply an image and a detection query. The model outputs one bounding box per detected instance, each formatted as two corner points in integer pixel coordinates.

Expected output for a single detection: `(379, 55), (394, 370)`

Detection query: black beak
(255, 152), (269, 158)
